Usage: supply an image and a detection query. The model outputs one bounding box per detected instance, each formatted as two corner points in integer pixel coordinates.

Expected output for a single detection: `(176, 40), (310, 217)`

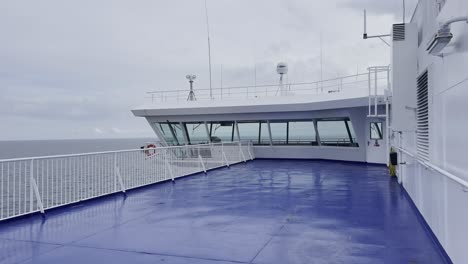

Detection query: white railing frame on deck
(0, 141), (254, 221)
(392, 145), (468, 192)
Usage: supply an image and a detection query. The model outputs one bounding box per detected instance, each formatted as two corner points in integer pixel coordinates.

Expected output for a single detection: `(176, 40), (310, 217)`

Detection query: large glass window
(288, 121), (317, 145)
(210, 122), (234, 142)
(186, 122), (209, 144)
(157, 123), (178, 145)
(170, 123), (186, 145)
(346, 120), (358, 143)
(270, 122), (287, 145)
(259, 122), (270, 145)
(155, 122), (186, 145)
(237, 122), (260, 143)
(370, 122), (383, 140)
(317, 120), (358, 147)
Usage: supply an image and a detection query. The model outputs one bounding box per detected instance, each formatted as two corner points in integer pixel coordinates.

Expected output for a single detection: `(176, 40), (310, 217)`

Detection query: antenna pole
(204, 0), (213, 100)
(403, 0), (406, 24)
(254, 64), (257, 88)
(363, 9), (367, 39)
(220, 64), (223, 99)
(320, 32), (323, 92)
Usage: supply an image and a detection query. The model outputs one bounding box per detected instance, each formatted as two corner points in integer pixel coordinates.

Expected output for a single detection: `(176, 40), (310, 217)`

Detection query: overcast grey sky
(0, 0), (417, 140)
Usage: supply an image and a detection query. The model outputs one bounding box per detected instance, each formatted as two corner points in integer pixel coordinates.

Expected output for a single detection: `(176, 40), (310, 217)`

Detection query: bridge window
(259, 122), (271, 145)
(186, 122), (209, 144)
(270, 122), (288, 145)
(237, 122), (260, 143)
(288, 121), (317, 145)
(170, 123), (186, 145)
(209, 122), (234, 143)
(317, 120), (358, 147)
(157, 123), (177, 145)
(370, 122), (383, 140)
(155, 122), (185, 145)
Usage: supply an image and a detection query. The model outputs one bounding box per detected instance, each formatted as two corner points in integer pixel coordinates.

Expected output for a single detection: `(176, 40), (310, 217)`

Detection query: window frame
(370, 122), (383, 140)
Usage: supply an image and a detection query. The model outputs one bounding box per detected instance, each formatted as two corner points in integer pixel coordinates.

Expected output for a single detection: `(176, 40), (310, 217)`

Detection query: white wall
(394, 1), (468, 262)
(254, 145), (365, 162)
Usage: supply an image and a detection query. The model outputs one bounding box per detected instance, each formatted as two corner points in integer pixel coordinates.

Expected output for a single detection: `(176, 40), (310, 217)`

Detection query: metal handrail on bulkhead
(392, 145), (468, 192)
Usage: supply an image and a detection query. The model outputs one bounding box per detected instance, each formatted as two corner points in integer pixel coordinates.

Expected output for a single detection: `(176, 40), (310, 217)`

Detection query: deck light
(427, 16), (468, 56)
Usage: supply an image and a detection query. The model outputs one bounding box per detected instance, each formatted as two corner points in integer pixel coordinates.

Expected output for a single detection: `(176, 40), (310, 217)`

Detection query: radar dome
(276, 62), (288, 75)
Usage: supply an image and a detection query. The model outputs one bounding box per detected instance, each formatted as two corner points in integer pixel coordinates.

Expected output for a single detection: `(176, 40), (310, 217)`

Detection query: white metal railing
(367, 66), (391, 117)
(146, 72), (389, 103)
(392, 145), (468, 192)
(0, 141), (254, 221)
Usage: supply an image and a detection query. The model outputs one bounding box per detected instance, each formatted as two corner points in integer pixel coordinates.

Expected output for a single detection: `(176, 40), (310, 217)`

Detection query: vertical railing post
(239, 142), (246, 163)
(368, 69), (372, 116)
(29, 159), (34, 212)
(114, 153), (126, 193)
(30, 159), (44, 214)
(198, 155), (207, 174)
(221, 142), (229, 167)
(247, 141), (254, 160)
(164, 149), (175, 181)
(198, 144), (207, 173)
(375, 69), (378, 116)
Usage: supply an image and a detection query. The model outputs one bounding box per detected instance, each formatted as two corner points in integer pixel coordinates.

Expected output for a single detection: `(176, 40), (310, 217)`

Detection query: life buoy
(145, 144), (157, 156)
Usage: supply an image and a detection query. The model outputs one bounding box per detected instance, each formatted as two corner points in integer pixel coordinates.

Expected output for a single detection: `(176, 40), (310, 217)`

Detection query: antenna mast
(363, 9), (391, 47)
(204, 0), (213, 99)
(320, 33), (323, 92)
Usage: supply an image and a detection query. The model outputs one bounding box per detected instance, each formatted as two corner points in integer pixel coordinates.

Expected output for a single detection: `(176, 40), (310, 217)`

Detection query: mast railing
(146, 72), (389, 103)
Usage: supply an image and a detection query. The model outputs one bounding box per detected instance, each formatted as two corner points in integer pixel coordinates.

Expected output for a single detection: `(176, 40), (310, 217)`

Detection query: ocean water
(0, 138), (158, 159)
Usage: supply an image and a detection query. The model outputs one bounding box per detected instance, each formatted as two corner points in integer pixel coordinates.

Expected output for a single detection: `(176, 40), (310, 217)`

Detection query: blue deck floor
(0, 159), (448, 264)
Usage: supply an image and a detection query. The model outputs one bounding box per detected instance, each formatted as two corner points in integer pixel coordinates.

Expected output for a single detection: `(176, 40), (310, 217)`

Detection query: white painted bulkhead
(134, 95), (388, 164)
(392, 1), (468, 262)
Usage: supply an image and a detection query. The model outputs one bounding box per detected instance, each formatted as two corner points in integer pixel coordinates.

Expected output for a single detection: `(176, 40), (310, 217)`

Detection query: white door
(366, 118), (387, 164)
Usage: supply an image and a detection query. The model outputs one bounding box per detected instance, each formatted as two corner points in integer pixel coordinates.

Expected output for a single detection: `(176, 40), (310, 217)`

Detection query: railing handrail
(0, 139), (255, 221)
(146, 72), (374, 95)
(0, 141), (250, 163)
(393, 145), (468, 190)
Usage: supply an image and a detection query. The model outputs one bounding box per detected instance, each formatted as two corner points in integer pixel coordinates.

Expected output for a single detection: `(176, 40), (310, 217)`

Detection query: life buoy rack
(145, 144), (157, 156)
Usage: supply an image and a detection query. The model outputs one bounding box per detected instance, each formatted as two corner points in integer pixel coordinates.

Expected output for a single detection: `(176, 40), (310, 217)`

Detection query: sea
(0, 138), (158, 160)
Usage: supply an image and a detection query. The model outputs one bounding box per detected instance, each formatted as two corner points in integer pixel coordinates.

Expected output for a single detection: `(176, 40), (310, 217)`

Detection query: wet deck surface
(0, 159), (448, 264)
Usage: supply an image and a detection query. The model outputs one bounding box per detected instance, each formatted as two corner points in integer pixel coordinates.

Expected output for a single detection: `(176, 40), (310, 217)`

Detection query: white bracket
(30, 159), (45, 214)
(222, 151), (230, 167)
(113, 154), (126, 193)
(239, 143), (247, 163)
(198, 155), (207, 174)
(115, 166), (126, 193)
(164, 154), (175, 181)
(247, 142), (254, 160)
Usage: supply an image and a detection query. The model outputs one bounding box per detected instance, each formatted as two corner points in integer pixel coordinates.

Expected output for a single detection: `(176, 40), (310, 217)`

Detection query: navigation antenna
(363, 9), (391, 47)
(276, 62), (288, 96)
(204, 0), (213, 100)
(186, 75), (197, 101)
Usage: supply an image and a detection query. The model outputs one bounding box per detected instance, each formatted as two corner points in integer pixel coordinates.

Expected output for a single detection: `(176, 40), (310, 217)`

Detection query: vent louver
(416, 71), (429, 161)
(393, 24), (406, 41)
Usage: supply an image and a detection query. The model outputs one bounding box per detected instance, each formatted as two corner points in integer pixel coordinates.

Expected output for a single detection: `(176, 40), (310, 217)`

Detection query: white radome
(276, 62), (288, 75)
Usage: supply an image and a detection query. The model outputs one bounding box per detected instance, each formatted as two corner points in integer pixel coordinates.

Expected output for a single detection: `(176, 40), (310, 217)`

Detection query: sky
(0, 0), (417, 140)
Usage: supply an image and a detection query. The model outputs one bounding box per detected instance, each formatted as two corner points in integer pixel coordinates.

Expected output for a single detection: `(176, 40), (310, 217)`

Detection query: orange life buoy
(145, 144), (157, 156)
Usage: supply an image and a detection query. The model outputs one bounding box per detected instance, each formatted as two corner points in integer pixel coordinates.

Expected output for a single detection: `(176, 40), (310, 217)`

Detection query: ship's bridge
(133, 68), (391, 164)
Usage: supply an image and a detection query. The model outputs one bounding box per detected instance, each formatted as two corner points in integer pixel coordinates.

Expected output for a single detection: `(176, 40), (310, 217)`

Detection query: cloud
(340, 0), (419, 19)
(94, 128), (105, 135)
(0, 0), (399, 140)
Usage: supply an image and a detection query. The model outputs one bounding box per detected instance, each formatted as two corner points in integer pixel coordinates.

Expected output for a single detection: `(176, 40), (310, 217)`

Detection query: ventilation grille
(393, 24), (406, 41)
(416, 71), (429, 161)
